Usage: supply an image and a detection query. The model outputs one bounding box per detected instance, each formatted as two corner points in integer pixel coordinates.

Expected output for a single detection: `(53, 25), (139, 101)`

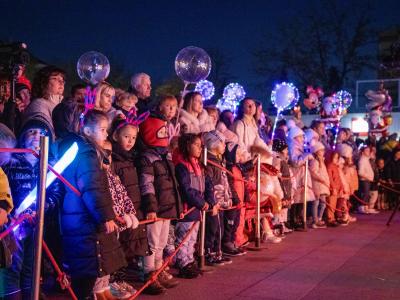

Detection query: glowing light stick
(15, 142), (79, 216)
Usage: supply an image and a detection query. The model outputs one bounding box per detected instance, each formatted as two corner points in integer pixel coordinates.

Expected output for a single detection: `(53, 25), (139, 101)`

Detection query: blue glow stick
(15, 142), (79, 216)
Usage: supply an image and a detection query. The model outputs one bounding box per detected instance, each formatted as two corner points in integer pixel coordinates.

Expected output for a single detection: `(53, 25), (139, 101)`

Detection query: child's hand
(0, 208), (8, 227)
(202, 203), (209, 211)
(211, 204), (219, 216)
(130, 214), (139, 229)
(146, 212), (157, 220)
(105, 220), (118, 234)
(115, 215), (126, 225)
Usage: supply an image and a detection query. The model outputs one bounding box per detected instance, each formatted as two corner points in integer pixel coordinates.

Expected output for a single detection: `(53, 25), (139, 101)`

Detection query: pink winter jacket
(309, 158), (330, 198)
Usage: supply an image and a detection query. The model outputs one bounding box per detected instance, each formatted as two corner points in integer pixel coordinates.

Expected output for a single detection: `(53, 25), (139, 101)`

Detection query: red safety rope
(42, 241), (78, 300)
(128, 221), (199, 299)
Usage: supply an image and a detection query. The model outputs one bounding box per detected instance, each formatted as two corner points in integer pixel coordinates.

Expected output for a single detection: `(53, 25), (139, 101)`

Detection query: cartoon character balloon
(77, 51), (110, 85)
(175, 46), (211, 83)
(304, 86), (324, 110)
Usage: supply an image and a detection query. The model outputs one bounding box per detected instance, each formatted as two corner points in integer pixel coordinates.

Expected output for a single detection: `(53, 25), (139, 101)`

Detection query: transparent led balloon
(77, 51), (110, 85)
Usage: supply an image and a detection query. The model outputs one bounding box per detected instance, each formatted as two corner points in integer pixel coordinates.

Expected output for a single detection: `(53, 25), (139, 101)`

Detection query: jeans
(359, 181), (371, 207)
(143, 219), (170, 274)
(313, 195), (327, 222)
(0, 230), (34, 298)
(175, 222), (199, 269)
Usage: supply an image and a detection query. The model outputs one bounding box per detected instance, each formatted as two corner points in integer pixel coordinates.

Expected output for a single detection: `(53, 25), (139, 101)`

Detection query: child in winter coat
(357, 146), (374, 214)
(287, 126), (315, 230)
(326, 151), (342, 226)
(224, 143), (249, 254)
(203, 130), (233, 265)
(137, 113), (183, 295)
(94, 140), (139, 298)
(338, 144), (358, 223)
(58, 110), (126, 299)
(309, 141), (329, 228)
(174, 133), (215, 278)
(272, 138), (294, 233)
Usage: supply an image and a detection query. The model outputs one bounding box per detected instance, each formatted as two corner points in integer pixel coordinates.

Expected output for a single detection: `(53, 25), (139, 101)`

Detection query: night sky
(0, 0), (399, 101)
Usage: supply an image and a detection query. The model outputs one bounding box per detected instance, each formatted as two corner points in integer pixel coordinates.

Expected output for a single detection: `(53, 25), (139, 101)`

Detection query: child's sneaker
(205, 255), (219, 267)
(348, 216), (357, 222)
(263, 234), (282, 243)
(222, 247), (242, 257)
(177, 264), (200, 279)
(217, 255), (232, 265)
(158, 270), (180, 288)
(367, 208), (379, 214)
(110, 281), (136, 299)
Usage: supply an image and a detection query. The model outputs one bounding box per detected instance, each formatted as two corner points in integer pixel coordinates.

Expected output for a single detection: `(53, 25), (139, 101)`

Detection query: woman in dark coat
(58, 110), (126, 299)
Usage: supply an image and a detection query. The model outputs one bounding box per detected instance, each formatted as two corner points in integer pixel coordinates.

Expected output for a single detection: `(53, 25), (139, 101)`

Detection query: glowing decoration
(15, 142), (79, 216)
(174, 46), (211, 83)
(223, 83), (246, 102)
(77, 51), (110, 85)
(195, 80), (215, 100)
(351, 118), (369, 134)
(335, 90), (352, 110)
(271, 82), (299, 111)
(216, 98), (234, 113)
(270, 82), (299, 139)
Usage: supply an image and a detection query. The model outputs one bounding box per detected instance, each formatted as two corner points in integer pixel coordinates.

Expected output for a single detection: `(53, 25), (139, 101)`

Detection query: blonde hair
(95, 82), (115, 109)
(114, 88), (137, 106)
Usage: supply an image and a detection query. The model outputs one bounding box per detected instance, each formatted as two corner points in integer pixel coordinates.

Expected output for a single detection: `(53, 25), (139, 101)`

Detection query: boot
(142, 272), (166, 295)
(158, 270), (180, 288)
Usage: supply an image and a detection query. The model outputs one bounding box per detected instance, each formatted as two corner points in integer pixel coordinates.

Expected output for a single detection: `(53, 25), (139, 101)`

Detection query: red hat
(139, 115), (168, 148)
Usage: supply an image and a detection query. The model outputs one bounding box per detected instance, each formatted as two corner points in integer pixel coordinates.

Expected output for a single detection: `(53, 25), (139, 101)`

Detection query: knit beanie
(139, 114), (168, 148)
(19, 118), (53, 146)
(311, 141), (325, 154)
(272, 138), (288, 153)
(337, 143), (352, 158)
(203, 130), (225, 150)
(287, 126), (304, 141)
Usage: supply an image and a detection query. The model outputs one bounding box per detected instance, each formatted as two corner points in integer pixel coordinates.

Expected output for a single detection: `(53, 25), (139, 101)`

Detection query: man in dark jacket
(137, 114), (182, 294)
(385, 148), (400, 209)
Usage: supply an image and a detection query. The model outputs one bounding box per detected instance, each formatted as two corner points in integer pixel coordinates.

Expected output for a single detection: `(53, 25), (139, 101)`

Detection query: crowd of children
(0, 66), (399, 300)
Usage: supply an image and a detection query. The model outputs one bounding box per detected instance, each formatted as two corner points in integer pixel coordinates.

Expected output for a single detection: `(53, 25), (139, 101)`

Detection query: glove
(122, 214), (133, 228)
(129, 214), (139, 229)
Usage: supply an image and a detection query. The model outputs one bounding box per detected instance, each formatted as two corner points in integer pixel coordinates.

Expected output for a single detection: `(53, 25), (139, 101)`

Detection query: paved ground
(140, 212), (400, 300)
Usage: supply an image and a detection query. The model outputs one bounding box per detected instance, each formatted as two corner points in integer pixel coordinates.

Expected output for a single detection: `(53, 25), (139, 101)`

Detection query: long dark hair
(31, 65), (66, 99)
(235, 97), (256, 121)
(178, 133), (202, 161)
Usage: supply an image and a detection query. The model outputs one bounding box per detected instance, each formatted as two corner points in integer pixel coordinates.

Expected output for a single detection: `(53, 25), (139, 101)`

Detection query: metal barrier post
(32, 136), (49, 300)
(255, 154), (261, 248)
(303, 159), (309, 231)
(198, 146), (207, 269)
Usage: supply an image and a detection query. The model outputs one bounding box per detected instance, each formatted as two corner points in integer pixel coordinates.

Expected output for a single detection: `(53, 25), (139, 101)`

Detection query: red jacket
(327, 162), (342, 194)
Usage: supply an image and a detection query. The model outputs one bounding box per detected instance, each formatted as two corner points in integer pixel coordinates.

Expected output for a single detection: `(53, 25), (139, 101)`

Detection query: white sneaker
(348, 216), (357, 222)
(265, 234), (282, 244)
(367, 208), (379, 214)
(358, 206), (369, 214)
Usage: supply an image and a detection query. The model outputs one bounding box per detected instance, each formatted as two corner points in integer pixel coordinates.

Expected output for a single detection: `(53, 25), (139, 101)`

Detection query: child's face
(362, 148), (370, 157)
(332, 153), (339, 165)
(208, 110), (219, 127)
(213, 141), (225, 156)
(23, 128), (47, 151)
(295, 134), (304, 145)
(159, 98), (178, 121)
(377, 159), (384, 169)
(86, 118), (109, 147)
(189, 138), (202, 159)
(99, 87), (115, 112)
(118, 95), (137, 112)
(115, 125), (138, 151)
(316, 123), (325, 136)
(316, 149), (325, 159)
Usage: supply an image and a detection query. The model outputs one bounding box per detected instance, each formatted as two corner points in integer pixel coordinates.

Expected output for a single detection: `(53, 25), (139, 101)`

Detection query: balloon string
(174, 81), (189, 132)
(271, 109), (281, 141)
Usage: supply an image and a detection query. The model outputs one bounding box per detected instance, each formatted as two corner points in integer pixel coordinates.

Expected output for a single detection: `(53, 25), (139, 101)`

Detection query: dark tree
(253, 0), (378, 94)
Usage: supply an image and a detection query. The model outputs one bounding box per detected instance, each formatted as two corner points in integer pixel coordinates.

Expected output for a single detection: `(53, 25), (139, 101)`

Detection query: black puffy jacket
(111, 142), (150, 257)
(137, 147), (182, 219)
(58, 133), (126, 278)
